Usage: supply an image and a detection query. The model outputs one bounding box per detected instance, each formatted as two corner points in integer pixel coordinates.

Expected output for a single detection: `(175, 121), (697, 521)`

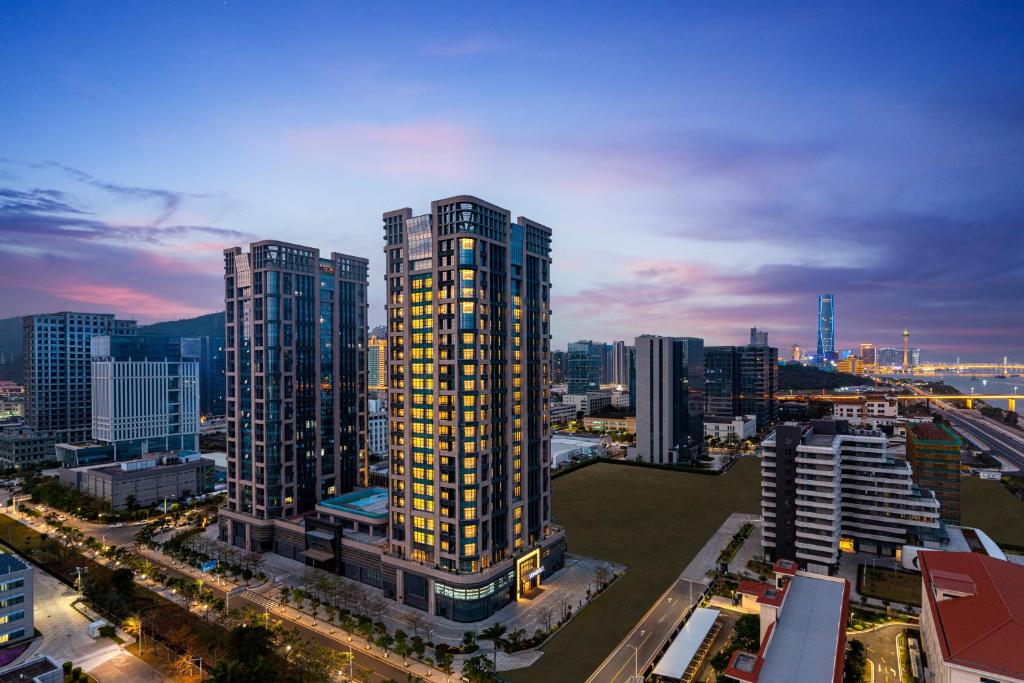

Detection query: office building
(0, 552), (33, 648)
(859, 343), (876, 367)
(368, 333), (387, 392)
(59, 451), (214, 510)
(815, 294), (836, 364)
(549, 400), (577, 424)
(789, 344), (801, 362)
(367, 397), (387, 459)
(725, 560), (849, 683)
(704, 415), (756, 441)
(635, 335), (705, 464)
(762, 419), (942, 573)
(567, 340), (605, 394)
(749, 327), (768, 347)
(220, 241), (368, 552)
(582, 410), (636, 434)
(918, 551), (1024, 683)
(705, 345), (778, 429)
(907, 423), (962, 524)
(0, 426), (58, 469)
(22, 312), (137, 446)
(560, 391), (612, 417)
(382, 195), (565, 621)
(90, 334), (201, 459)
(911, 348), (921, 367)
(198, 336), (226, 418)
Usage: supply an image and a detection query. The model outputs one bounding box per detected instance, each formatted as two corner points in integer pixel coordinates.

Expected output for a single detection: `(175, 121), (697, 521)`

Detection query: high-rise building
(877, 347), (901, 366)
(90, 335), (201, 459)
(220, 241), (368, 552)
(611, 340), (633, 386)
(749, 327), (768, 347)
(23, 312), (137, 444)
(815, 294), (836, 364)
(550, 350), (567, 384)
(705, 345), (778, 429)
(907, 423), (962, 523)
(790, 344), (801, 362)
(383, 195), (565, 621)
(859, 343), (876, 367)
(762, 419), (941, 573)
(567, 340), (604, 394)
(911, 348), (921, 367)
(199, 336), (226, 418)
(902, 328), (910, 369)
(635, 335), (704, 464)
(368, 334), (387, 391)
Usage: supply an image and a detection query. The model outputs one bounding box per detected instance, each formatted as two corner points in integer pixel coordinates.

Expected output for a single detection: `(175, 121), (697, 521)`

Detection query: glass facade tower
(221, 241), (367, 552)
(816, 294), (836, 364)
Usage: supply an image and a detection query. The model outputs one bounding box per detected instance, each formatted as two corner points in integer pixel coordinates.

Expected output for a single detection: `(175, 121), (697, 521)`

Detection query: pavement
(18, 568), (163, 682)
(586, 512), (757, 683)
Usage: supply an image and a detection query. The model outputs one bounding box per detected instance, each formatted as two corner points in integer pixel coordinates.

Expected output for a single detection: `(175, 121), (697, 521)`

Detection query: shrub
(62, 661), (73, 675)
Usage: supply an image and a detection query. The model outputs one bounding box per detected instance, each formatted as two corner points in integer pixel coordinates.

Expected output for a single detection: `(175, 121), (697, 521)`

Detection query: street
(850, 623), (909, 683)
(941, 408), (1024, 470)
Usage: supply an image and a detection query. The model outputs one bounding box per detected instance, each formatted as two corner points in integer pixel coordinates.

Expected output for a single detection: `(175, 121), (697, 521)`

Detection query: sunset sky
(2, 2), (1022, 358)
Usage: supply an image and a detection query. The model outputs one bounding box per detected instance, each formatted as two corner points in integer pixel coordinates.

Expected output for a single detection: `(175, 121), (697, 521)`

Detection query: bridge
(874, 359), (1024, 376)
(778, 393), (1020, 411)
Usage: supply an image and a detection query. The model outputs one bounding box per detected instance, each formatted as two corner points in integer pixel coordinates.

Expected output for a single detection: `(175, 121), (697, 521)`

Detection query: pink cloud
(288, 121), (480, 177)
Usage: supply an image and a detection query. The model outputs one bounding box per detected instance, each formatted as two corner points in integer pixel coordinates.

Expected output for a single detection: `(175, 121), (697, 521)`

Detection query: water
(910, 373), (1024, 410)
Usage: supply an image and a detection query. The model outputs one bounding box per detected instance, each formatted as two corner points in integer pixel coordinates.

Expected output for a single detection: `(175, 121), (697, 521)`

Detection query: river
(909, 373), (1023, 410)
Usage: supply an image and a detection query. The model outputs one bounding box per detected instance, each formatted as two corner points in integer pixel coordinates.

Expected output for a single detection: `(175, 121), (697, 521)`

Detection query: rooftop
(919, 551), (1024, 678)
(0, 553), (27, 576)
(320, 488), (389, 520)
(909, 422), (962, 445)
(651, 607), (720, 678)
(0, 657), (61, 683)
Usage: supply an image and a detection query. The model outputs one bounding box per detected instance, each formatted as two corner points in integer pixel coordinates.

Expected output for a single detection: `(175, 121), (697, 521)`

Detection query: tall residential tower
(635, 335), (705, 464)
(220, 241), (368, 552)
(383, 196), (565, 621)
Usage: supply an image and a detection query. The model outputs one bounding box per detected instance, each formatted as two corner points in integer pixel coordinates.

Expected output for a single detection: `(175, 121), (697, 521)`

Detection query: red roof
(919, 551), (1024, 678)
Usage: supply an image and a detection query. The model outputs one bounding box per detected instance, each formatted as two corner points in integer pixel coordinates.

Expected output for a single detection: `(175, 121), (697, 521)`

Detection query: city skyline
(2, 3), (1023, 358)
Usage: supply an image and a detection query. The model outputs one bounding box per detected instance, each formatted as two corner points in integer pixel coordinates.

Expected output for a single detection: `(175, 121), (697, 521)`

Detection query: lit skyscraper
(815, 294), (836, 364)
(220, 241), (368, 551)
(368, 333), (387, 391)
(384, 195), (565, 621)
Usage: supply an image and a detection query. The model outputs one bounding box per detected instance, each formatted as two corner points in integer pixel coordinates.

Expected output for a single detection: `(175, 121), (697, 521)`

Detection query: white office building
(832, 396), (899, 427)
(0, 552), (33, 647)
(704, 415), (757, 441)
(762, 419), (942, 573)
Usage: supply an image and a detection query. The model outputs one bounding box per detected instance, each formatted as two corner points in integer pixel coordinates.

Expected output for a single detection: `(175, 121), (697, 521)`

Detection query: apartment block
(635, 335), (705, 464)
(0, 553), (33, 648)
(907, 423), (962, 524)
(762, 419), (942, 573)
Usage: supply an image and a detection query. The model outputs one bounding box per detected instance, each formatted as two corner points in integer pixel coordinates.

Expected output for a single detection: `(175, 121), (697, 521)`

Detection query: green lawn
(860, 566), (921, 606)
(505, 457), (761, 683)
(962, 476), (1024, 547)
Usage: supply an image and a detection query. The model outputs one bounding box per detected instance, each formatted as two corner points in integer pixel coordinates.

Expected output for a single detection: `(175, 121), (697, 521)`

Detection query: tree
(436, 650), (455, 682)
(479, 623), (510, 668)
(844, 639), (867, 683)
(463, 653), (497, 682)
(733, 614), (759, 650)
(111, 567), (136, 597)
(122, 615), (142, 654)
(462, 629), (478, 649)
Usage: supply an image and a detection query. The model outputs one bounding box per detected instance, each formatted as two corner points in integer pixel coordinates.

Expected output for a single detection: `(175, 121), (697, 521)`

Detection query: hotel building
(219, 241), (368, 552)
(381, 195), (565, 621)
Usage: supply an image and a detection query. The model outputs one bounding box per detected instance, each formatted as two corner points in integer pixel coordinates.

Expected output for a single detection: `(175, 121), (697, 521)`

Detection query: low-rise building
(725, 560), (849, 683)
(549, 401), (577, 424)
(0, 656), (62, 683)
(582, 410), (636, 434)
(58, 450), (214, 509)
(610, 391), (631, 409)
(0, 552), (33, 648)
(918, 551), (1024, 683)
(0, 426), (56, 469)
(704, 415), (757, 441)
(561, 391), (612, 417)
(832, 396), (899, 427)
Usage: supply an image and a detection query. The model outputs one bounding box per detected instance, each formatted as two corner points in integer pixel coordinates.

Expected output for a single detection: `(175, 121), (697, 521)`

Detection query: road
(585, 575), (705, 683)
(941, 409), (1024, 470)
(139, 549), (426, 682)
(850, 624), (908, 683)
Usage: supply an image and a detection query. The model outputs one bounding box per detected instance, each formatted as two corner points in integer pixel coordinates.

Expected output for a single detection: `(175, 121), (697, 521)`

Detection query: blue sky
(1, 1), (1022, 358)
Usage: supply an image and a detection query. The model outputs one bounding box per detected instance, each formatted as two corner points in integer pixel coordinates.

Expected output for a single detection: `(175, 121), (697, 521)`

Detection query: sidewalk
(681, 512), (759, 584)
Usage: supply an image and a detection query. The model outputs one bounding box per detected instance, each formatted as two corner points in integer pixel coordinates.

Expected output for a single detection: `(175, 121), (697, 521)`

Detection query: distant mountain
(138, 311), (224, 338)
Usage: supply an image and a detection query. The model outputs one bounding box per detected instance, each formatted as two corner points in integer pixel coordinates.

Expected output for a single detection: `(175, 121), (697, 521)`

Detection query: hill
(778, 363), (874, 391)
(138, 311), (224, 338)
